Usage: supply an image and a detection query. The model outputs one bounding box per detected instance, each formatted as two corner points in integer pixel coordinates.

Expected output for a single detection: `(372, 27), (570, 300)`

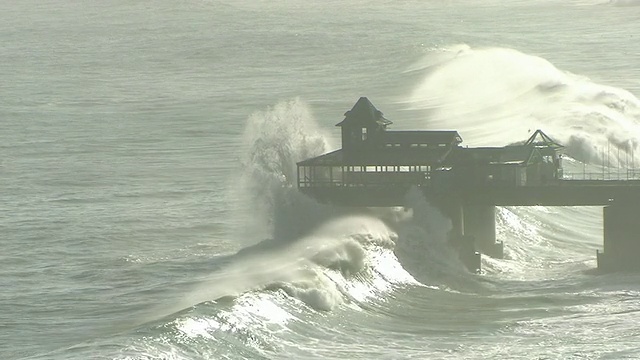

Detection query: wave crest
(406, 45), (640, 167)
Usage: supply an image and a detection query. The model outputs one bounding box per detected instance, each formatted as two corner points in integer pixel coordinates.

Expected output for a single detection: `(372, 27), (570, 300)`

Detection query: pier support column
(440, 200), (481, 272)
(598, 205), (640, 271)
(463, 206), (504, 259)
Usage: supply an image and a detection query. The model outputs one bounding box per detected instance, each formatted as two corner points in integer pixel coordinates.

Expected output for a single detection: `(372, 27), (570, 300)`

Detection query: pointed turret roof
(524, 129), (564, 149)
(335, 97), (393, 127)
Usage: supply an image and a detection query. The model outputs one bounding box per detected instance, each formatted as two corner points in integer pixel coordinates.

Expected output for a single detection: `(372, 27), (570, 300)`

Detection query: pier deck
(300, 179), (640, 207)
(295, 97), (640, 271)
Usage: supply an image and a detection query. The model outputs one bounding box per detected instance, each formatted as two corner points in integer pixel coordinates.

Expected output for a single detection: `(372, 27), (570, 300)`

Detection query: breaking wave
(405, 45), (640, 167)
(88, 99), (477, 359)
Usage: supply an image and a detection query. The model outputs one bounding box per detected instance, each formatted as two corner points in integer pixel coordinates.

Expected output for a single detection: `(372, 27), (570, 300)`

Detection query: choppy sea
(2, 1), (640, 359)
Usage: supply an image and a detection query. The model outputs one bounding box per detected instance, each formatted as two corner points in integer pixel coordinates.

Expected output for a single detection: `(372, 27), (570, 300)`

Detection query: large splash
(171, 96), (487, 321)
(169, 99), (442, 318)
(236, 98), (332, 241)
(405, 45), (640, 167)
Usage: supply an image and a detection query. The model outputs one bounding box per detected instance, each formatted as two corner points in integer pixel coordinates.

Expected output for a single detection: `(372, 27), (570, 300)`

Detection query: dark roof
(383, 131), (463, 145)
(523, 129), (564, 149)
(297, 149), (344, 166)
(447, 146), (537, 166)
(297, 148), (452, 166)
(335, 97), (393, 128)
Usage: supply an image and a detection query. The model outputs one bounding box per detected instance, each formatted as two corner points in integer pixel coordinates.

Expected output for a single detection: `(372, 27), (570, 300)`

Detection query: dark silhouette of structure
(297, 97), (640, 272)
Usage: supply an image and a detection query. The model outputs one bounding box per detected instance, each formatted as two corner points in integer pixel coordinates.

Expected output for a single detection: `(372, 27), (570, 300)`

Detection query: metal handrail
(562, 169), (640, 181)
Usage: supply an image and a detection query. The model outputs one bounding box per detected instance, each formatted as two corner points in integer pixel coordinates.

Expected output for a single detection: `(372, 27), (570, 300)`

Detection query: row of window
(299, 165), (434, 174)
(298, 165), (433, 184)
(384, 143), (448, 148)
(349, 165), (430, 172)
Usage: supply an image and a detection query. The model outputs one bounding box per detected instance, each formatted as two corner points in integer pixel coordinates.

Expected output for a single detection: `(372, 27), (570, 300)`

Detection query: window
(362, 128), (367, 141)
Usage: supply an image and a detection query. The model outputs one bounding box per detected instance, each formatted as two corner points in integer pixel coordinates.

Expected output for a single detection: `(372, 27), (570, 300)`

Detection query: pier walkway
(299, 178), (640, 207)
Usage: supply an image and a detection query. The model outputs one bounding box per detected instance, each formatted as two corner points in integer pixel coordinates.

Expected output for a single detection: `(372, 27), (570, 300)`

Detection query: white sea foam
(405, 45), (640, 167)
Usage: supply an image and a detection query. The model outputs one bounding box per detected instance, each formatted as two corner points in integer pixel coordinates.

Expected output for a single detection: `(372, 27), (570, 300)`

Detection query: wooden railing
(298, 170), (431, 188)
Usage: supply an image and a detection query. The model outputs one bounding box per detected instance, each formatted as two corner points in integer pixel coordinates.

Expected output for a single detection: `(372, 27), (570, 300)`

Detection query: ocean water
(2, 1), (640, 359)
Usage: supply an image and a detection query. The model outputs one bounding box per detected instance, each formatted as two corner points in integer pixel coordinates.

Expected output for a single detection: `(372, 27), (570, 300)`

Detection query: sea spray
(405, 45), (640, 167)
(235, 98), (333, 242)
(143, 94), (517, 351)
(392, 187), (481, 289)
(168, 99), (420, 314)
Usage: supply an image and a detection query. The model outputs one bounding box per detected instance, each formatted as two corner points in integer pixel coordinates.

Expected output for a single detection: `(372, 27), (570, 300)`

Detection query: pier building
(297, 97), (640, 272)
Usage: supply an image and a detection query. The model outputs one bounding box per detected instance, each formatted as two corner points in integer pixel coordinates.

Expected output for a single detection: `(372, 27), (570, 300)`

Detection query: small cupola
(336, 97), (392, 156)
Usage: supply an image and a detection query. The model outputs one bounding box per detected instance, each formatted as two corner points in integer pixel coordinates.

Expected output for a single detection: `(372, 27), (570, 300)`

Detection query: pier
(297, 97), (640, 272)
